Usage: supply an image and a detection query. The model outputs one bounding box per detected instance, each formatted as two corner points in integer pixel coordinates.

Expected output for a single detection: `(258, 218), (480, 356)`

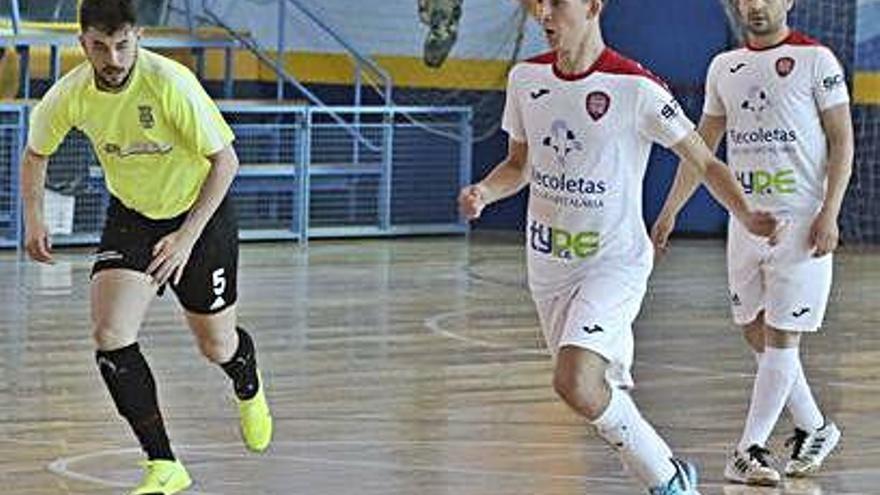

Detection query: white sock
(592, 387), (676, 489)
(786, 357), (825, 432)
(756, 350), (824, 433)
(739, 346), (800, 451)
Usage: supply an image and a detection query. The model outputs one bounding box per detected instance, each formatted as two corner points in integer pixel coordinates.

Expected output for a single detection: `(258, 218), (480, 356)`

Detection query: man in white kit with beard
(652, 0), (852, 486)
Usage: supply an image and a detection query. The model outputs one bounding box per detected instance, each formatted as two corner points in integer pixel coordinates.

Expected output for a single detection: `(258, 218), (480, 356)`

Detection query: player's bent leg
(186, 306), (272, 452)
(554, 347), (698, 494)
(186, 304), (238, 363)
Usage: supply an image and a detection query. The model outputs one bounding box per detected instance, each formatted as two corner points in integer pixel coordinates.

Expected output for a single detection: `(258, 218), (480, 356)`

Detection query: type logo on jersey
(736, 168), (796, 195)
(775, 57), (796, 77)
(542, 120), (583, 166)
(138, 105), (155, 129)
(585, 91), (611, 121)
(529, 220), (600, 260)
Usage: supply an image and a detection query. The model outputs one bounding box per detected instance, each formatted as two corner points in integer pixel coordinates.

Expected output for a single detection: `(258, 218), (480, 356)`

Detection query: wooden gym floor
(1, 235), (877, 494)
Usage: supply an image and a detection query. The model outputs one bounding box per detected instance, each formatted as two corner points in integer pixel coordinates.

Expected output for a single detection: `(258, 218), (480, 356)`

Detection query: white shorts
(533, 276), (646, 389)
(728, 217), (832, 332)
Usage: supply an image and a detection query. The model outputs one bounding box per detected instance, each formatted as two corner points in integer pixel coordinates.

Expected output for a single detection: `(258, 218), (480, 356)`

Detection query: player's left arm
(148, 70), (239, 285)
(811, 103), (854, 257)
(148, 144), (239, 285)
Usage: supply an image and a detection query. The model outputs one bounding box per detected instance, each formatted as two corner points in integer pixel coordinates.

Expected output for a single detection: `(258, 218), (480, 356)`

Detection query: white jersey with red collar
(502, 48), (694, 298)
(704, 31), (850, 217)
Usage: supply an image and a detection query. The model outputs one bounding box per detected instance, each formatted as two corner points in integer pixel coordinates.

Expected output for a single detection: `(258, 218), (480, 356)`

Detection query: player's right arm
(651, 114), (726, 253)
(21, 85), (73, 264)
(20, 147), (54, 263)
(669, 131), (777, 240)
(458, 138), (528, 220)
(459, 64), (529, 220)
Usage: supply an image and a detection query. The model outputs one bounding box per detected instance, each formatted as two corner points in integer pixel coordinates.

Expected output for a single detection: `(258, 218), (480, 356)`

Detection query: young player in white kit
(652, 0), (853, 486)
(458, 1), (778, 493)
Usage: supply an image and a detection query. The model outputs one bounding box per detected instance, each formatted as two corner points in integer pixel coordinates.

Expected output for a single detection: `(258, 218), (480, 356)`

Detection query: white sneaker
(784, 422), (841, 477)
(723, 445), (781, 486)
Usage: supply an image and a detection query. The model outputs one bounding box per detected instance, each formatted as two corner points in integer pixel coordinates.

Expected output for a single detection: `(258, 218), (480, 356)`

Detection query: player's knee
(552, 364), (607, 418)
(742, 312), (766, 352)
(766, 326), (801, 348)
(92, 323), (136, 351)
(743, 326), (764, 353)
(195, 330), (236, 363)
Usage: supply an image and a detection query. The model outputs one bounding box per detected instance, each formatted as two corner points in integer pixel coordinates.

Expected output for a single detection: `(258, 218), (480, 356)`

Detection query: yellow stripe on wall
(3, 46), (513, 92)
(854, 72), (880, 105)
(208, 51), (512, 90)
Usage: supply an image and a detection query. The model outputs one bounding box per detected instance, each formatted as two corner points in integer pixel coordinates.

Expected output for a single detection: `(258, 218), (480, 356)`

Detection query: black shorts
(92, 196), (239, 314)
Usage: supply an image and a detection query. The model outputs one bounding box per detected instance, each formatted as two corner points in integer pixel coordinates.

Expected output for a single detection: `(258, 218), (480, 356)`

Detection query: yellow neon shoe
(130, 459), (192, 495)
(238, 370), (273, 452)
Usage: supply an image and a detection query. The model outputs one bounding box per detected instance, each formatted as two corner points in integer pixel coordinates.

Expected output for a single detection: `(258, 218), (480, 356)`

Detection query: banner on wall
(856, 0), (880, 103)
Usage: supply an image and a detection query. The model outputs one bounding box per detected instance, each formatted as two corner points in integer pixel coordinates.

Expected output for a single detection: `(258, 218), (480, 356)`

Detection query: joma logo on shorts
(736, 169), (796, 195)
(529, 220), (600, 260)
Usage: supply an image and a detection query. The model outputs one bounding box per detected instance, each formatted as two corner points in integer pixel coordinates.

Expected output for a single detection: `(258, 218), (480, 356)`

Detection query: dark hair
(79, 0), (138, 34)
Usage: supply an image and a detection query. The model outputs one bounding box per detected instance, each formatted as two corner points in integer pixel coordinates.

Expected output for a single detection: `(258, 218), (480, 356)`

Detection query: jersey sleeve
(167, 68), (235, 156)
(637, 79), (695, 148)
(501, 66), (526, 142)
(702, 57), (726, 117)
(812, 47), (850, 111)
(27, 84), (73, 155)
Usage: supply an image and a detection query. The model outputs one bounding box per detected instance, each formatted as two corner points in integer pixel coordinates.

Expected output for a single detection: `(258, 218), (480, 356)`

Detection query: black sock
(96, 343), (175, 461)
(220, 327), (259, 400)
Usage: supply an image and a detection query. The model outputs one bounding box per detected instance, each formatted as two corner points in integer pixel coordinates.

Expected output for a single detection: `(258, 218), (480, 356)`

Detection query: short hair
(79, 0), (138, 34)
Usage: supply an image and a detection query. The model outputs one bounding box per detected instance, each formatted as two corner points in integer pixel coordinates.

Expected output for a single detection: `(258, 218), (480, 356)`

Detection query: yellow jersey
(28, 48), (235, 219)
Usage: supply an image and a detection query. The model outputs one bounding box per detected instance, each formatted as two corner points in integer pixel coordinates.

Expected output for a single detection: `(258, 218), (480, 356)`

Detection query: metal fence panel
(0, 105), (26, 248)
(1, 103), (470, 247)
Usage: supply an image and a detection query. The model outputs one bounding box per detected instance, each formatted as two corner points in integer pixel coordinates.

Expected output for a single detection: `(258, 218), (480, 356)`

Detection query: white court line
(48, 447), (225, 495)
(51, 440), (880, 494)
(423, 307), (880, 392)
(48, 440), (630, 488)
(48, 433), (880, 493)
(424, 309), (547, 355)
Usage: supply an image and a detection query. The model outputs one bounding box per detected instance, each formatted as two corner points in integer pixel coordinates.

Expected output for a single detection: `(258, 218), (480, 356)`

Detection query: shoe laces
(746, 444), (774, 467)
(785, 428), (810, 460)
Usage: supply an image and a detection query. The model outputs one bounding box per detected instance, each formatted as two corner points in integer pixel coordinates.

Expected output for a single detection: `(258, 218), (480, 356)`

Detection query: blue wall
(472, 0), (732, 234)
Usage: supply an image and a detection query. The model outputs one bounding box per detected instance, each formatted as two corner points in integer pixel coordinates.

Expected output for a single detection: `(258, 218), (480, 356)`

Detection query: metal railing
(0, 103), (471, 248)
